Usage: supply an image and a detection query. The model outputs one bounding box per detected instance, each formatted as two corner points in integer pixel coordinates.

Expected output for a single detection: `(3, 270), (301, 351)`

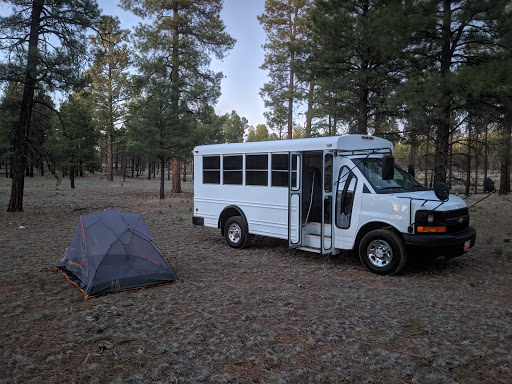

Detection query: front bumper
(403, 226), (476, 258)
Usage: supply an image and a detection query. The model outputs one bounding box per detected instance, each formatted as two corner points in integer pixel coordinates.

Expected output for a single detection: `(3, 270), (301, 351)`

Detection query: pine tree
(303, 0), (409, 135)
(0, 0), (100, 211)
(121, 0), (235, 193)
(259, 0), (313, 139)
(87, 15), (132, 182)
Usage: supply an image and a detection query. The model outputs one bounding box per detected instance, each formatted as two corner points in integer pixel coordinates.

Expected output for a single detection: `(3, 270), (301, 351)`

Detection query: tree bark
(499, 105), (511, 195)
(172, 157), (182, 193)
(8, 0), (44, 212)
(70, 166), (75, 189)
(434, 0), (453, 184)
(306, 81), (314, 137)
(159, 157), (165, 199)
(107, 132), (113, 181)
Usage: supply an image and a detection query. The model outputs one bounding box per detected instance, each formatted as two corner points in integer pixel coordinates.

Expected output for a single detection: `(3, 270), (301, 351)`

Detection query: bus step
(304, 234), (332, 249)
(298, 246), (322, 253)
(305, 222), (332, 236)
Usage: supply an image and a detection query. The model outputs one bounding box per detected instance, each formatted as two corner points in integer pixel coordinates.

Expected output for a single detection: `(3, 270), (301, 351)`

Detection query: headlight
(415, 210), (446, 233)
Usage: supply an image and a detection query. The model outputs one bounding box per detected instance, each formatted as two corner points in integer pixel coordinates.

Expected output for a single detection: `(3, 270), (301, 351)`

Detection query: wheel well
(219, 206), (248, 236)
(355, 222), (403, 251)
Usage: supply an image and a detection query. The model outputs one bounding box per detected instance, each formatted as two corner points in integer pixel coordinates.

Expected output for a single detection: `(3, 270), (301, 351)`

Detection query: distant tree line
(259, 0), (512, 194)
(1, 0), (511, 213)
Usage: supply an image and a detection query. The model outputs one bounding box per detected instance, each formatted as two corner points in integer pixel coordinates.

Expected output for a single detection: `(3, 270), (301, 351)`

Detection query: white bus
(192, 135), (476, 275)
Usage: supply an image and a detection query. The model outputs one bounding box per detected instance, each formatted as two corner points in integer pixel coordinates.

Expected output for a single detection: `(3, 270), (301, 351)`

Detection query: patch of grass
(159, 210), (163, 214)
(189, 207), (193, 213)
(37, 277), (46, 291)
(406, 316), (423, 330)
(172, 215), (183, 224)
(493, 247), (504, 257)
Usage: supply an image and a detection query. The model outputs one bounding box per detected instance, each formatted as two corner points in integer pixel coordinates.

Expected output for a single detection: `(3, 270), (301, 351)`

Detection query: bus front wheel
(224, 216), (250, 249)
(359, 229), (407, 275)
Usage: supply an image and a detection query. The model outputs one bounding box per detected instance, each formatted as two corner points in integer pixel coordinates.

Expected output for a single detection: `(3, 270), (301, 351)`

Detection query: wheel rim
(228, 223), (242, 244)
(367, 239), (393, 268)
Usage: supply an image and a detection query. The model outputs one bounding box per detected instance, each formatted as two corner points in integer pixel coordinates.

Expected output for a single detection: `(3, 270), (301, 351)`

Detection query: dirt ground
(1, 174), (511, 384)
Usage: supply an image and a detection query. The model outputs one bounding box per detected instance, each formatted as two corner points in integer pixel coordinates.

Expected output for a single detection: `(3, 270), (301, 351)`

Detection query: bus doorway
(288, 151), (334, 254)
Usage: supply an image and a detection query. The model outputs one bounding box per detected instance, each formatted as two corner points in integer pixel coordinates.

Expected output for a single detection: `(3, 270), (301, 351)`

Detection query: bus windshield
(353, 157), (426, 193)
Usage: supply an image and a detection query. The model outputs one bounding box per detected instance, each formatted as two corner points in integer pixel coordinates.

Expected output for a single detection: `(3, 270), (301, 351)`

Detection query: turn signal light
(417, 226), (446, 233)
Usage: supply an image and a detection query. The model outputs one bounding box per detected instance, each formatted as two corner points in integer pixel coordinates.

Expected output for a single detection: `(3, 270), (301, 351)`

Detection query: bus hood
(394, 190), (468, 210)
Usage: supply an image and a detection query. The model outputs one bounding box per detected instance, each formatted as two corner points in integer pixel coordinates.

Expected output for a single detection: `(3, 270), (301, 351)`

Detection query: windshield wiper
(379, 186), (405, 192)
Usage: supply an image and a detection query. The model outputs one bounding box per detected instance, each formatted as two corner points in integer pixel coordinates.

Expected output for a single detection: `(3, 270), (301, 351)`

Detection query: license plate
(464, 240), (471, 251)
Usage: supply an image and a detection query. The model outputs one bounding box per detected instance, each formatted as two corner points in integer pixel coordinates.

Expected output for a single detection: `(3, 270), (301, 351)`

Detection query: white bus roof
(193, 135), (393, 155)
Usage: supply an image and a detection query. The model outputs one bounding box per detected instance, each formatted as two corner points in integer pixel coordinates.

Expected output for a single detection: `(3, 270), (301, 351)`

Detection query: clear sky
(98, 0), (268, 128)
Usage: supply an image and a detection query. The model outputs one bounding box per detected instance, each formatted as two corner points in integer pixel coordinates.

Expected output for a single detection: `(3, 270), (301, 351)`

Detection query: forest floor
(0, 173), (512, 384)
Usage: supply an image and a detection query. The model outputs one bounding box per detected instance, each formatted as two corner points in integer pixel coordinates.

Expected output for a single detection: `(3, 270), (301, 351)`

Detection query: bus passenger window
(203, 156), (220, 184)
(223, 155), (243, 185)
(271, 153), (289, 187)
(246, 154), (268, 186)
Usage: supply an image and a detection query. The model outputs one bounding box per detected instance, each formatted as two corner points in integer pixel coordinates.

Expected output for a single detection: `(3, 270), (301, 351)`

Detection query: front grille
(445, 208), (469, 234)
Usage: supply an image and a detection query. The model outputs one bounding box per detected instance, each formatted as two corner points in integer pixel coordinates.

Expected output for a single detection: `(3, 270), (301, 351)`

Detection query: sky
(0, 0), (269, 127)
(97, 0), (269, 128)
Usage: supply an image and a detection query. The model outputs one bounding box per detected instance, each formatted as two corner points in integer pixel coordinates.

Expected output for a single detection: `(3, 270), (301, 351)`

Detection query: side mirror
(484, 178), (496, 193)
(382, 155), (394, 180)
(434, 182), (450, 202)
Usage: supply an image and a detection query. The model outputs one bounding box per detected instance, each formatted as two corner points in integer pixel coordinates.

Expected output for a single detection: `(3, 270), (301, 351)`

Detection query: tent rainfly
(58, 209), (176, 299)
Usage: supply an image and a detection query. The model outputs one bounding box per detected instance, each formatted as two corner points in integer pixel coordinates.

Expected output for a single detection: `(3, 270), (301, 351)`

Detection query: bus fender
(219, 206), (249, 236)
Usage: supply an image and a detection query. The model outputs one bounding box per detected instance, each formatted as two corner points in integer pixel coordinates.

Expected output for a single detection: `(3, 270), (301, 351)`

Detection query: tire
(359, 229), (407, 275)
(224, 216), (250, 249)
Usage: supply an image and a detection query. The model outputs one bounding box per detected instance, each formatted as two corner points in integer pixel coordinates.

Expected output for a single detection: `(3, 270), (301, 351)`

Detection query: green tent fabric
(58, 209), (177, 299)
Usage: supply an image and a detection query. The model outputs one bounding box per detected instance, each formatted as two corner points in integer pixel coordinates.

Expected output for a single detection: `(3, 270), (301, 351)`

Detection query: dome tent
(58, 209), (176, 299)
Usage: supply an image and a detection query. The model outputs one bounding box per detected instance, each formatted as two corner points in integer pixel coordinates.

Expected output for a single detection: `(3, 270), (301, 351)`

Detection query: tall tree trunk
(168, 159), (171, 181)
(483, 127), (489, 193)
(182, 160), (187, 182)
(465, 125), (471, 197)
(306, 81), (314, 137)
(172, 157), (182, 193)
(499, 105), (511, 195)
(107, 132), (113, 181)
(8, 0), (43, 212)
(424, 134), (430, 188)
(70, 166), (75, 189)
(131, 154), (135, 178)
(159, 157), (165, 199)
(434, 0), (453, 184)
(286, 1), (299, 140)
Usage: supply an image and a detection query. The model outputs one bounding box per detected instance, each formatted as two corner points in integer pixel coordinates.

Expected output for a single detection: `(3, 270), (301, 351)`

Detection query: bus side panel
(194, 182), (289, 240)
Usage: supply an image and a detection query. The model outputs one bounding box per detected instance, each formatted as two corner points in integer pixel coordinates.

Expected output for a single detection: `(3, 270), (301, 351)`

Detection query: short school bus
(192, 135), (475, 275)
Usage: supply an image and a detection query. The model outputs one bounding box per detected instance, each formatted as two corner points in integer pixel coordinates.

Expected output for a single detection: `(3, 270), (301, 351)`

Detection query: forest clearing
(1, 174), (511, 383)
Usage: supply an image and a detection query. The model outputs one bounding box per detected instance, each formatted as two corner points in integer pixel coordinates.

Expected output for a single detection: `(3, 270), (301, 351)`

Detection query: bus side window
(203, 156), (220, 184)
(336, 167), (357, 229)
(223, 155), (243, 185)
(246, 154), (268, 186)
(271, 153), (289, 187)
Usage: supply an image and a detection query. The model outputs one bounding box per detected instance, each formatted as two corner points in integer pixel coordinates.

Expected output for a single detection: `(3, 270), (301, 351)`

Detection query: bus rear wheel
(224, 216), (250, 249)
(359, 229), (407, 275)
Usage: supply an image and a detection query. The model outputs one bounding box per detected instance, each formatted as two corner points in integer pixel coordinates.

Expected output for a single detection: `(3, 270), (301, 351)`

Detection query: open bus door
(322, 151), (335, 254)
(288, 152), (302, 248)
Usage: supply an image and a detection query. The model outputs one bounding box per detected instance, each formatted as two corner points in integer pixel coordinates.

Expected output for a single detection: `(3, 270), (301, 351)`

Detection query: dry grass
(0, 174), (511, 383)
